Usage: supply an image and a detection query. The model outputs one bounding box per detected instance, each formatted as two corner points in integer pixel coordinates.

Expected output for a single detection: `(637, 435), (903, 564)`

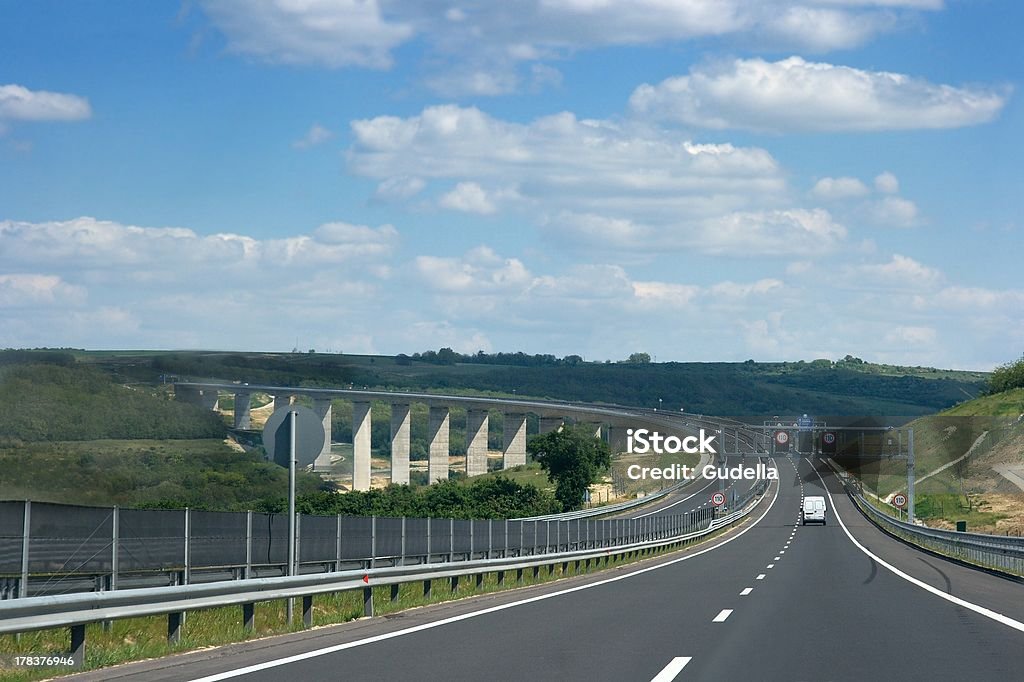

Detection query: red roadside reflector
(362, 575), (370, 584)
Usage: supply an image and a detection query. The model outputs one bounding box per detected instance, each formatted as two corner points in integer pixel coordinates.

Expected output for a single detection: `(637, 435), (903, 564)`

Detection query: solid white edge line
(808, 458), (1024, 634)
(712, 609), (733, 622)
(186, 479), (782, 682)
(650, 656), (693, 682)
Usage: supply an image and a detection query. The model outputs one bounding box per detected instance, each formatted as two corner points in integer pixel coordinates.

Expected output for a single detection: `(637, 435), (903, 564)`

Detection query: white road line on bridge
(808, 458), (1024, 636)
(712, 609), (733, 622)
(650, 656), (692, 681)
(184, 480), (781, 682)
(634, 478), (717, 519)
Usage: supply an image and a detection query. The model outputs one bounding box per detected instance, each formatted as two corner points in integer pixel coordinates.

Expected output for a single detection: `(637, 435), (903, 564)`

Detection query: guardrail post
(364, 584), (374, 617)
(555, 520), (560, 553)
(70, 623), (85, 665)
(423, 578), (432, 598)
(517, 567), (524, 583)
(476, 571), (484, 589)
(391, 583), (400, 602)
(168, 611), (182, 644)
(242, 602), (255, 631)
(302, 595), (313, 627)
(20, 500), (30, 598)
(908, 428), (916, 523)
(451, 574), (459, 592)
(246, 510), (253, 579)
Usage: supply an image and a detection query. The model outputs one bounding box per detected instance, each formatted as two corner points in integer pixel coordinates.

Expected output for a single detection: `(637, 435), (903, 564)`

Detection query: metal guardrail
(852, 494), (1024, 577)
(824, 456), (1024, 578)
(0, 479), (769, 664)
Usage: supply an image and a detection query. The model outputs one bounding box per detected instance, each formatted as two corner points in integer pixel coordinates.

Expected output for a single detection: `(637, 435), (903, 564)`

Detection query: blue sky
(1, 0), (1021, 370)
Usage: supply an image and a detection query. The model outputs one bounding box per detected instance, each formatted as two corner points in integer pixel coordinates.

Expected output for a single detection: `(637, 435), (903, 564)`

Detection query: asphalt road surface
(73, 457), (1024, 681)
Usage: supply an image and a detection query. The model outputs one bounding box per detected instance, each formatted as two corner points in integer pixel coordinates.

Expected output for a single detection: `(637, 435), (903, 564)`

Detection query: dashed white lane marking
(740, 587), (753, 596)
(185, 480), (782, 682)
(756, 574), (766, 580)
(780, 550), (786, 554)
(712, 609), (733, 622)
(767, 563), (775, 569)
(774, 556), (780, 560)
(650, 656), (692, 682)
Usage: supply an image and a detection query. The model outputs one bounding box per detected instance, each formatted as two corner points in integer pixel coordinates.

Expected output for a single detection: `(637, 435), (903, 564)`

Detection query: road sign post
(262, 405), (325, 625)
(907, 429), (915, 523)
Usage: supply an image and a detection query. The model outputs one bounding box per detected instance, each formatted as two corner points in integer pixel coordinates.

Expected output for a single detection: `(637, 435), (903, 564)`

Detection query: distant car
(802, 496), (826, 525)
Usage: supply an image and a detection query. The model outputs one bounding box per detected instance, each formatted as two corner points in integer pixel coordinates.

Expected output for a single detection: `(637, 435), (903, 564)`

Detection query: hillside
(82, 350), (988, 416)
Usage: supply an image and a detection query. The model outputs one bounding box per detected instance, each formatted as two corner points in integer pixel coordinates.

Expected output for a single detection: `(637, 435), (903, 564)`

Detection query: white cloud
(870, 196), (919, 227)
(374, 176), (426, 201)
(921, 286), (1024, 311)
(874, 171), (900, 193)
(415, 247), (531, 293)
(0, 217), (398, 270)
(199, 0), (414, 69)
(439, 182), (497, 214)
(348, 105), (807, 256)
(292, 123), (334, 149)
(0, 274), (86, 307)
(697, 209), (847, 256)
(859, 254), (941, 288)
(630, 56), (1008, 132)
(0, 84), (91, 122)
(198, 2), (941, 95)
(884, 325), (937, 346)
(812, 176), (870, 200)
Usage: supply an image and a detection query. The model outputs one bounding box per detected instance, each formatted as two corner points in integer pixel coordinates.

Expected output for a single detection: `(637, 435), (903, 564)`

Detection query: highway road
(71, 457), (1024, 681)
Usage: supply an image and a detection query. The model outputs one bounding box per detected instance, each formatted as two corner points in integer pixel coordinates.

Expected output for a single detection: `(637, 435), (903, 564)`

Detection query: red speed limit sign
(775, 431), (789, 445)
(712, 492), (726, 506)
(892, 493), (908, 508)
(823, 433), (836, 444)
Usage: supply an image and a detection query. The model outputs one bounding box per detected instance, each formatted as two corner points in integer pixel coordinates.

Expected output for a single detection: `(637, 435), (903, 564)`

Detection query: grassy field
(942, 388), (1024, 417)
(0, 439), (323, 510)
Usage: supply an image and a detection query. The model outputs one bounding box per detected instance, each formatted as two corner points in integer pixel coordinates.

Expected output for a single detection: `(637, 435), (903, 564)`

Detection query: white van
(802, 496), (826, 525)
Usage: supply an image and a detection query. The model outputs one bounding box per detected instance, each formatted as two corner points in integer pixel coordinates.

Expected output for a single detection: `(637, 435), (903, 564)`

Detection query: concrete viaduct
(174, 382), (650, 492)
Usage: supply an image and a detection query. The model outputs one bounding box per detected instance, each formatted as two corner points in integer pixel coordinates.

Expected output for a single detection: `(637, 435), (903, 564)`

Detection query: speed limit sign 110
(892, 493), (908, 509)
(712, 492), (726, 506)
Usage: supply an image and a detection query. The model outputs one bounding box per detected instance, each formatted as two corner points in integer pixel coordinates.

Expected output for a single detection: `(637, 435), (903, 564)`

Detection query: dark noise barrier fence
(0, 498), (733, 600)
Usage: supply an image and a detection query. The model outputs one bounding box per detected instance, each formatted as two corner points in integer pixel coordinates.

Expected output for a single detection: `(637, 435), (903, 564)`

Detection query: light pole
(658, 397), (662, 412)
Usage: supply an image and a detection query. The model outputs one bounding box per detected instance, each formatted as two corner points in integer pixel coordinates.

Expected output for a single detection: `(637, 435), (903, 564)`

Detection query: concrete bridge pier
(352, 402), (372, 491)
(390, 404), (411, 485)
(273, 393), (292, 412)
(312, 398), (332, 472)
(607, 425), (630, 454)
(503, 413), (527, 468)
(538, 417), (564, 435)
(428, 406), (450, 483)
(466, 410), (489, 477)
(233, 392), (252, 429)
